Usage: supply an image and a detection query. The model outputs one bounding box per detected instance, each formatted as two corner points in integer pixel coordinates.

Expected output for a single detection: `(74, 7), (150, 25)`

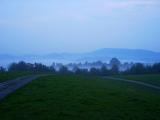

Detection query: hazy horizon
(0, 47), (160, 55)
(1, 0), (160, 54)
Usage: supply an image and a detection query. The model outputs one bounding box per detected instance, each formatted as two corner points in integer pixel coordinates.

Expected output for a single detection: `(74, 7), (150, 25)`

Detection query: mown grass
(0, 72), (33, 82)
(118, 74), (160, 86)
(0, 74), (160, 120)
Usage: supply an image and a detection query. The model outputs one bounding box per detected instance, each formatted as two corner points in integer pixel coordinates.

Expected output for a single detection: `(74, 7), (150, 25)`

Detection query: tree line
(2, 61), (54, 73)
(0, 61), (160, 75)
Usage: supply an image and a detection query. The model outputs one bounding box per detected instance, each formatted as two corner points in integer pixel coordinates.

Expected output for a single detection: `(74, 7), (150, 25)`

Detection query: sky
(0, 0), (160, 54)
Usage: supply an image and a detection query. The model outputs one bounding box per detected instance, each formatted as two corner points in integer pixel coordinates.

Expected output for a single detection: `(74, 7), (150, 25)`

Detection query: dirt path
(104, 76), (160, 91)
(0, 75), (40, 100)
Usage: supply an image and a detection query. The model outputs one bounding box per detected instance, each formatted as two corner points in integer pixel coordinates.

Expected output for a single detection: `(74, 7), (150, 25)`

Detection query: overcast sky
(0, 0), (160, 54)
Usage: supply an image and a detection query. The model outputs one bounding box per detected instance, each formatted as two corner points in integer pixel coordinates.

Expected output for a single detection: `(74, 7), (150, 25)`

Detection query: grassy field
(0, 72), (33, 82)
(117, 74), (160, 86)
(0, 74), (160, 120)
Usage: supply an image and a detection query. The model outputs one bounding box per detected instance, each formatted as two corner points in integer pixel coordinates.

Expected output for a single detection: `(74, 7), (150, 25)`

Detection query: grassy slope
(0, 75), (160, 120)
(117, 74), (160, 86)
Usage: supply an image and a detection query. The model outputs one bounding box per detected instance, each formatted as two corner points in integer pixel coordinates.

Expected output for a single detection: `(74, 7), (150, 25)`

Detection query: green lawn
(117, 74), (160, 86)
(0, 74), (160, 120)
(0, 72), (33, 82)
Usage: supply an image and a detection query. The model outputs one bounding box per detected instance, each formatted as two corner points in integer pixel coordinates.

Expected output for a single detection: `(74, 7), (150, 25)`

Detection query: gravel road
(104, 76), (160, 91)
(0, 75), (39, 100)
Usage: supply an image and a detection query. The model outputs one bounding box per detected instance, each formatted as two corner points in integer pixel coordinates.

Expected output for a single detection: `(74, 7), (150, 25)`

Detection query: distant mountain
(0, 48), (160, 63)
(43, 48), (160, 62)
(82, 48), (160, 62)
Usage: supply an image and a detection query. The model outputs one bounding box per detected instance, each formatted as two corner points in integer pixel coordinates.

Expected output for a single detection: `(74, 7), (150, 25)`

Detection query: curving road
(104, 76), (160, 91)
(0, 75), (40, 100)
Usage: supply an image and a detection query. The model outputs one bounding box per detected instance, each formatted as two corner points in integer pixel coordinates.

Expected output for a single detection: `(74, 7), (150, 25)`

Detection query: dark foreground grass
(0, 72), (33, 82)
(118, 74), (160, 86)
(0, 74), (160, 120)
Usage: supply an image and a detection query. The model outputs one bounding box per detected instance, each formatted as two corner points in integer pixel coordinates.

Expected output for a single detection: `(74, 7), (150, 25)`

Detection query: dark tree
(75, 68), (88, 75)
(34, 63), (50, 72)
(8, 61), (52, 72)
(74, 67), (81, 74)
(90, 68), (100, 75)
(59, 66), (69, 74)
(8, 61), (29, 72)
(129, 63), (146, 74)
(110, 65), (119, 75)
(0, 66), (5, 72)
(152, 63), (160, 73)
(110, 58), (121, 67)
(100, 65), (109, 76)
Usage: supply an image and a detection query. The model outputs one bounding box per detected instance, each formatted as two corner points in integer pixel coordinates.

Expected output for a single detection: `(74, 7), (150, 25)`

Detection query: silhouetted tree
(129, 63), (146, 74)
(59, 66), (69, 74)
(75, 68), (88, 75)
(145, 65), (152, 74)
(90, 68), (100, 75)
(74, 67), (81, 74)
(9, 61), (29, 72)
(8, 61), (52, 72)
(100, 65), (109, 76)
(152, 63), (160, 74)
(49, 66), (56, 73)
(34, 63), (51, 72)
(0, 66), (5, 72)
(110, 64), (119, 75)
(110, 58), (121, 67)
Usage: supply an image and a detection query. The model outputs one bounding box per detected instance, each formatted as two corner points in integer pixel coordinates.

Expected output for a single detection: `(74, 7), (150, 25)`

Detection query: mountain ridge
(0, 48), (160, 63)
